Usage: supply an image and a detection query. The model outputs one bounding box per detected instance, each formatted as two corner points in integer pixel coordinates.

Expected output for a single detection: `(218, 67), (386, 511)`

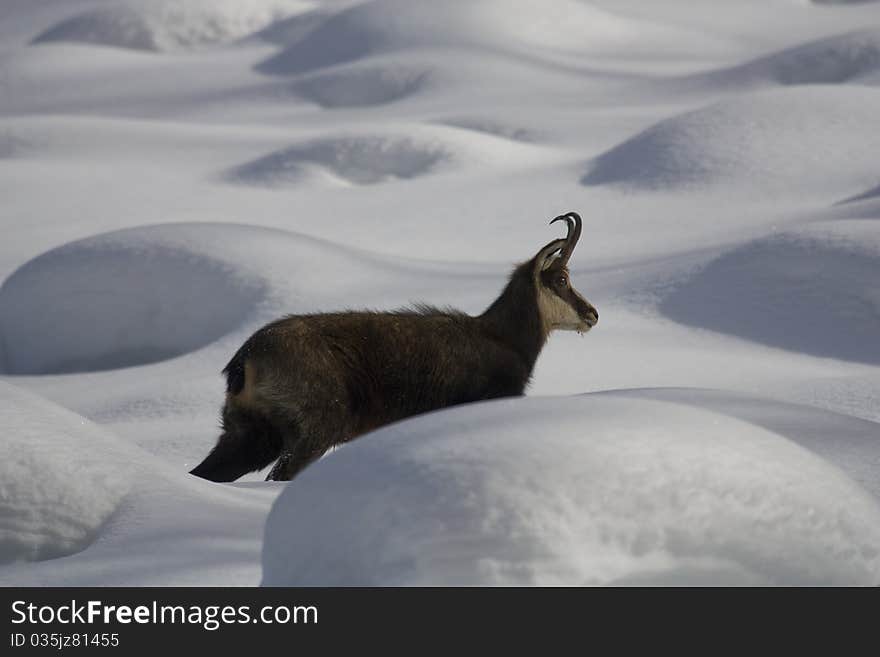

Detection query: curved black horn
(548, 211), (582, 265)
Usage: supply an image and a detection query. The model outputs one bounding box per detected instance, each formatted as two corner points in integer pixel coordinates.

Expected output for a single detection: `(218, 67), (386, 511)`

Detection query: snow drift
(687, 29), (880, 89)
(292, 65), (431, 108)
(0, 380), (282, 585)
(224, 127), (552, 188)
(661, 222), (880, 364)
(32, 0), (310, 52)
(255, 0), (711, 75)
(262, 393), (880, 586)
(0, 382), (137, 564)
(606, 388), (880, 501)
(0, 225), (266, 375)
(581, 87), (880, 195)
(225, 134), (451, 187)
(0, 131), (28, 158)
(838, 182), (880, 205)
(435, 116), (536, 142)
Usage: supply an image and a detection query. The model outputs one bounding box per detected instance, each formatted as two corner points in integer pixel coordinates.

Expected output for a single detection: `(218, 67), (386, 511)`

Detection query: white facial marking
(537, 285), (583, 333)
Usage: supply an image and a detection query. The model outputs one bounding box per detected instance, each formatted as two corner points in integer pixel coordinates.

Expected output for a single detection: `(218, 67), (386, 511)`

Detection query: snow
(226, 134), (452, 186)
(32, 1), (313, 52)
(292, 65), (431, 109)
(691, 29), (880, 88)
(0, 226), (266, 374)
(263, 393), (880, 586)
(582, 87), (880, 195)
(254, 0), (728, 76)
(0, 382), (135, 564)
(2, 0), (880, 586)
(661, 222), (880, 364)
(0, 380), (282, 585)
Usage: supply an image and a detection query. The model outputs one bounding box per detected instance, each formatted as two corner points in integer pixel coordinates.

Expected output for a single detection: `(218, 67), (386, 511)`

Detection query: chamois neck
(478, 263), (548, 371)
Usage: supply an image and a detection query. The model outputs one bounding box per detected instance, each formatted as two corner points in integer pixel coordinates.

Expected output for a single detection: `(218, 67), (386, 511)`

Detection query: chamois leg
(264, 406), (350, 481)
(265, 445), (325, 481)
(266, 451), (294, 481)
(265, 422), (334, 481)
(190, 407), (283, 482)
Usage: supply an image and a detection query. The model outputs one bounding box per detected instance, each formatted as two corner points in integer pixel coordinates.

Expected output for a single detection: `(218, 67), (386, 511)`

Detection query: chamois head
(532, 212), (598, 335)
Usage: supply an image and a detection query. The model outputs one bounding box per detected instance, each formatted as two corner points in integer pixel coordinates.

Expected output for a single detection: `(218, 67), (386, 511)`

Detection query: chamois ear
(533, 238), (566, 275)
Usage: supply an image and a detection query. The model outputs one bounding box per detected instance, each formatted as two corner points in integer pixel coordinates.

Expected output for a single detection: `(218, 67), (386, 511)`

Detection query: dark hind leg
(190, 405), (283, 482)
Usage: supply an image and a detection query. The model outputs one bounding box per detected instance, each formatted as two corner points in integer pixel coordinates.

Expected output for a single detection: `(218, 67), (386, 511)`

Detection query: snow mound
(0, 132), (28, 158)
(700, 29), (880, 87)
(256, 0), (681, 75)
(0, 225), (266, 375)
(662, 222), (880, 364)
(254, 7), (330, 45)
(582, 87), (880, 193)
(0, 382), (139, 564)
(436, 117), (537, 142)
(0, 379), (280, 585)
(226, 135), (451, 186)
(293, 65), (430, 108)
(605, 388), (880, 501)
(263, 394), (880, 586)
(837, 182), (880, 204)
(31, 0), (310, 52)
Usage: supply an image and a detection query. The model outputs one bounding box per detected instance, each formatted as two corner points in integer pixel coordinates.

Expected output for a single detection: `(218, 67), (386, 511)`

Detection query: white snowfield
(1, 0), (880, 586)
(263, 394), (880, 586)
(0, 382), (277, 585)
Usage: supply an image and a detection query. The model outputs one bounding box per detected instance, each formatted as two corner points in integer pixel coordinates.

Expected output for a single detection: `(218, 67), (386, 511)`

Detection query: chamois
(190, 211), (598, 482)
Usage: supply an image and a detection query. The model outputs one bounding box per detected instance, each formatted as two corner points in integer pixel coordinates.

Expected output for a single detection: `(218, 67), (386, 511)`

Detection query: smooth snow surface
(263, 394), (880, 586)
(226, 134), (451, 187)
(582, 87), (880, 194)
(0, 382), (136, 564)
(2, 0), (880, 586)
(0, 379), (281, 585)
(292, 65), (430, 108)
(32, 1), (313, 52)
(0, 226), (266, 374)
(661, 223), (880, 364)
(720, 29), (880, 86)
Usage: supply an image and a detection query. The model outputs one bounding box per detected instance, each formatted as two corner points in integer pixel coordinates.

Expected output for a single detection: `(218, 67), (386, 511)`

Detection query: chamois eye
(557, 275), (568, 287)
